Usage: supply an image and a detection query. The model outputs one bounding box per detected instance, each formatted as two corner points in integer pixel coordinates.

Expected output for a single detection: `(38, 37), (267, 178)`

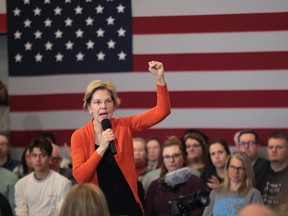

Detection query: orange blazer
(71, 84), (171, 209)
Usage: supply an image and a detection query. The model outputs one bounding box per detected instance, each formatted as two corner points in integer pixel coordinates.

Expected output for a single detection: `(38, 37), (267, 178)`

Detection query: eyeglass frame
(163, 152), (182, 161)
(238, 140), (257, 146)
(52, 157), (63, 162)
(228, 165), (245, 173)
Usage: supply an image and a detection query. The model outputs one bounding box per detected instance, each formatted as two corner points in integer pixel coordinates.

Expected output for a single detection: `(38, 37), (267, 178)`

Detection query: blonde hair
(217, 151), (254, 197)
(60, 183), (110, 216)
(83, 80), (121, 111)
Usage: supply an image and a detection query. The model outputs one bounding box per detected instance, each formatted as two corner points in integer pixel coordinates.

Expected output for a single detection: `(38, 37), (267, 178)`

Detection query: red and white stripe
(2, 0), (288, 147)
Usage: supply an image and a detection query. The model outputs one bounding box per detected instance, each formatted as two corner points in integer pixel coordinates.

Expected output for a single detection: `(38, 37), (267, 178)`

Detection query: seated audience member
(0, 81), (9, 133)
(182, 132), (209, 175)
(236, 129), (269, 190)
(0, 132), (21, 174)
(14, 147), (34, 178)
(0, 193), (13, 216)
(258, 131), (288, 216)
(60, 183), (110, 216)
(50, 144), (76, 185)
(141, 136), (162, 192)
(145, 136), (205, 216)
(133, 137), (147, 180)
(36, 131), (72, 168)
(204, 139), (231, 191)
(15, 137), (71, 216)
(0, 167), (18, 212)
(237, 204), (276, 216)
(203, 152), (263, 216)
(145, 136), (162, 171)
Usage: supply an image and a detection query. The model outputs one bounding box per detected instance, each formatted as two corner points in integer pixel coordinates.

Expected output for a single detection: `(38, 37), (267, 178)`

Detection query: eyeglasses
(228, 165), (245, 172)
(92, 98), (113, 106)
(163, 152), (182, 161)
(186, 144), (201, 149)
(52, 157), (63, 162)
(0, 142), (9, 148)
(239, 140), (257, 146)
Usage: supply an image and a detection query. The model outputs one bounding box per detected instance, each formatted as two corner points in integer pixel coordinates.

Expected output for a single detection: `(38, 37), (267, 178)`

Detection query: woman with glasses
(71, 61), (171, 216)
(182, 132), (209, 175)
(145, 136), (205, 216)
(203, 151), (263, 216)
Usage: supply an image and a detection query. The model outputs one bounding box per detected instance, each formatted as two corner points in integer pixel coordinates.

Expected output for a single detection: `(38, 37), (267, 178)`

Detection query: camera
(168, 190), (210, 216)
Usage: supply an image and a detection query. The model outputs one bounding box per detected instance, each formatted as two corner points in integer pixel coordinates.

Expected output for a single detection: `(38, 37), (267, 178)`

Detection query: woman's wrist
(96, 146), (106, 157)
(155, 75), (166, 85)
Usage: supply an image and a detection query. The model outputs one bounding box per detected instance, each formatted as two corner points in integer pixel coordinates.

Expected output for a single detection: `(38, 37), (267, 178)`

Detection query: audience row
(0, 129), (288, 216)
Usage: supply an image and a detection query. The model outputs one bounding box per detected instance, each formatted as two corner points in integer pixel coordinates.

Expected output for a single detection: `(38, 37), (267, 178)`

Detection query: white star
(35, 53), (43, 62)
(34, 30), (42, 39)
(65, 0), (71, 3)
(24, 19), (31, 28)
(96, 28), (104, 37)
(24, 0), (30, 5)
(75, 29), (84, 38)
(33, 7), (41, 16)
(44, 0), (51, 4)
(13, 8), (21, 16)
(14, 31), (22, 39)
(97, 51), (105, 61)
(107, 40), (115, 49)
(118, 51), (126, 60)
(55, 53), (64, 62)
(76, 52), (84, 61)
(54, 6), (62, 15)
(65, 18), (73, 27)
(24, 42), (32, 50)
(117, 4), (125, 13)
(85, 17), (94, 26)
(86, 40), (94, 49)
(45, 41), (53, 50)
(95, 5), (104, 14)
(55, 29), (63, 38)
(44, 18), (52, 27)
(117, 27), (126, 37)
(86, 0), (92, 2)
(65, 41), (74, 50)
(15, 53), (23, 62)
(106, 16), (115, 25)
(75, 6), (83, 15)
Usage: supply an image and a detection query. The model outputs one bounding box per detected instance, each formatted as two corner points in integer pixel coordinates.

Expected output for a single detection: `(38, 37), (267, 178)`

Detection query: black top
(0, 193), (13, 216)
(96, 145), (142, 216)
(253, 157), (269, 190)
(3, 157), (21, 172)
(258, 163), (288, 212)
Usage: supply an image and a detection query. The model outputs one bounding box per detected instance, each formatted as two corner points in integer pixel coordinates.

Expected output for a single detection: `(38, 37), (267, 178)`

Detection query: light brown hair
(60, 183), (110, 216)
(217, 151), (254, 197)
(83, 80), (121, 111)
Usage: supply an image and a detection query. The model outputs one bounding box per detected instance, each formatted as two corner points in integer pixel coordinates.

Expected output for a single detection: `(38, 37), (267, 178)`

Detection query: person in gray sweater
(203, 152), (263, 216)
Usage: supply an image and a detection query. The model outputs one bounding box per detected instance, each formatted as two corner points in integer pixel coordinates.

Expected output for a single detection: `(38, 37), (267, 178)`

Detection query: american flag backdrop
(1, 0), (288, 147)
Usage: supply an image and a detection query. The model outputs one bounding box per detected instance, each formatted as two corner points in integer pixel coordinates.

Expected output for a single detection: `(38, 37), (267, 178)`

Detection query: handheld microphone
(101, 119), (117, 155)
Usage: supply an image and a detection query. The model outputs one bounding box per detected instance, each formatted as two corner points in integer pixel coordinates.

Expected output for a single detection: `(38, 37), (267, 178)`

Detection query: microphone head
(101, 119), (112, 130)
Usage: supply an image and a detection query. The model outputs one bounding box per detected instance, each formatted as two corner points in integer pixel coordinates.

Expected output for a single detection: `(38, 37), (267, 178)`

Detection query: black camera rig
(168, 190), (210, 216)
